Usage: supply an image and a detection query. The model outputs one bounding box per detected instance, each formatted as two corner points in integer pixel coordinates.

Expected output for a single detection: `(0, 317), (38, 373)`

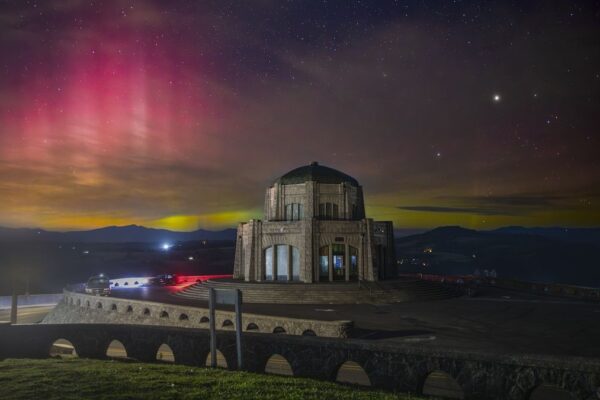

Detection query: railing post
(10, 275), (18, 324)
(235, 289), (243, 369)
(209, 287), (216, 368)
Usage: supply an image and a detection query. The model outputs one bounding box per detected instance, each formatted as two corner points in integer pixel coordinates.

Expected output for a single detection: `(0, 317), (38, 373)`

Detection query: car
(85, 274), (111, 296)
(149, 274), (178, 286)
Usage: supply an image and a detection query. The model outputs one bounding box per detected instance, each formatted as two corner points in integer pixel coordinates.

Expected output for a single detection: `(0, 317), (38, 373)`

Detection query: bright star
(493, 94), (501, 102)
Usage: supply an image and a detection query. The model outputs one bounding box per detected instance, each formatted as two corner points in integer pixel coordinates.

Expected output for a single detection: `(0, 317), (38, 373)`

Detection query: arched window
(302, 329), (316, 336)
(276, 245), (288, 280)
(200, 316), (209, 323)
(292, 247), (300, 281)
(264, 245), (300, 281)
(319, 246), (329, 281)
(222, 319), (234, 328)
(273, 327), (286, 334)
(143, 308), (151, 316)
(246, 323), (259, 331)
(179, 313), (189, 321)
(126, 305), (133, 313)
(265, 246), (274, 280)
(110, 304), (117, 311)
(349, 246), (358, 280)
(160, 311), (169, 318)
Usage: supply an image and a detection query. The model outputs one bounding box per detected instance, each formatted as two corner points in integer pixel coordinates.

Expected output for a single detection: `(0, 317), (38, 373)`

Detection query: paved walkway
(107, 285), (600, 358)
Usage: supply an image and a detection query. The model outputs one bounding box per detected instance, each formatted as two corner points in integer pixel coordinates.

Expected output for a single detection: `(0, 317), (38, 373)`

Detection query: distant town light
(162, 243), (172, 250)
(188, 256), (194, 261)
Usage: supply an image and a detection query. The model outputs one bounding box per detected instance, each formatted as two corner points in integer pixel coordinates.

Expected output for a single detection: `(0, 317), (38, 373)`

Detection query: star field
(0, 1), (599, 230)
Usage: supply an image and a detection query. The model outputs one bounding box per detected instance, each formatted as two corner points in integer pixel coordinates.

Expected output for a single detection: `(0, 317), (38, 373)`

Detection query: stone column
(328, 245), (333, 282)
(345, 243), (350, 281)
(287, 245), (293, 281)
(359, 232), (365, 280)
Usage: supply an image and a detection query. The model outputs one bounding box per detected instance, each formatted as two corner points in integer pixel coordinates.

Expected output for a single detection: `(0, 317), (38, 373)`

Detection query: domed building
(233, 162), (396, 283)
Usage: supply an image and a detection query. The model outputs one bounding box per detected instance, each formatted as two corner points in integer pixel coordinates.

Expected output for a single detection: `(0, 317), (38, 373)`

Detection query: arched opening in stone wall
(335, 361), (371, 386)
(160, 311), (169, 318)
(96, 302), (103, 309)
(49, 339), (77, 358)
(200, 316), (209, 324)
(273, 327), (286, 334)
(179, 313), (189, 321)
(205, 350), (228, 368)
(143, 308), (151, 316)
(529, 384), (577, 400)
(76, 299), (81, 306)
(106, 340), (128, 359)
(222, 319), (234, 328)
(302, 329), (316, 336)
(422, 370), (464, 399)
(86, 301), (90, 308)
(264, 354), (294, 376)
(126, 305), (133, 313)
(110, 304), (117, 311)
(155, 343), (175, 363)
(263, 244), (301, 281)
(246, 323), (259, 331)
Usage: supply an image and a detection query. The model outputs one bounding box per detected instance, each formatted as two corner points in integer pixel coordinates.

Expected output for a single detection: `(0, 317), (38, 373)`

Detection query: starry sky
(0, 1), (599, 231)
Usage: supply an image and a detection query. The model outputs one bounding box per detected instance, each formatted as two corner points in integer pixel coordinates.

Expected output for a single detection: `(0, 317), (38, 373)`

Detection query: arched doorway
(205, 350), (228, 368)
(264, 354), (294, 376)
(106, 339), (128, 359)
(156, 344), (175, 363)
(264, 245), (301, 281)
(529, 384), (577, 400)
(335, 361), (371, 386)
(319, 244), (359, 281)
(422, 371), (464, 399)
(49, 339), (77, 358)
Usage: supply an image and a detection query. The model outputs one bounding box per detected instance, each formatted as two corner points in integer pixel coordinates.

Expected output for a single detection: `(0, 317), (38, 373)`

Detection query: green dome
(275, 162), (359, 186)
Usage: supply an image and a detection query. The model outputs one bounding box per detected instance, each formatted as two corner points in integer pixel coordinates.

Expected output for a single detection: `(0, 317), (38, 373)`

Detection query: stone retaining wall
(41, 290), (352, 338)
(1, 323), (599, 400)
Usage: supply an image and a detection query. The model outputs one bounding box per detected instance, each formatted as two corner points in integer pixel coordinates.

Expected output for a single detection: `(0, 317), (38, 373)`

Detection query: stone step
(175, 278), (459, 304)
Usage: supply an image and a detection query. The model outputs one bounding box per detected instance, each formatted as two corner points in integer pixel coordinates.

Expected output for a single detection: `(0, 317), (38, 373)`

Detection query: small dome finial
(310, 161), (319, 166)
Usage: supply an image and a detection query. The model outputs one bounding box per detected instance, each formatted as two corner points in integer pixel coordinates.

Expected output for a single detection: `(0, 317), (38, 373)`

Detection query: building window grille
(285, 203), (303, 221)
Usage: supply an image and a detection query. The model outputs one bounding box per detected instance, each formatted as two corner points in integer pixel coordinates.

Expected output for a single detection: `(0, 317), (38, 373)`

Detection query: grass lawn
(0, 358), (423, 400)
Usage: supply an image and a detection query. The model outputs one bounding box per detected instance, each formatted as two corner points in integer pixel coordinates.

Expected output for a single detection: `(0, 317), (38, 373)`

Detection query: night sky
(0, 1), (599, 231)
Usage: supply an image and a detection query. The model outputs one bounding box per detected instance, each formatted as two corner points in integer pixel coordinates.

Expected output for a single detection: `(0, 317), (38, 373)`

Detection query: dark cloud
(399, 193), (585, 217)
(398, 206), (507, 216)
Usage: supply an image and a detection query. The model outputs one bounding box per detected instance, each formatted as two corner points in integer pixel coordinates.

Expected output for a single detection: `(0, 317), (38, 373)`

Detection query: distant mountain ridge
(491, 226), (600, 244)
(0, 225), (236, 243)
(1, 224), (598, 244)
(396, 225), (600, 288)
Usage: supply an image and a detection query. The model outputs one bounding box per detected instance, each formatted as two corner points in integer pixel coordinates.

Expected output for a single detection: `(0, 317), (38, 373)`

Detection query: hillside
(396, 226), (600, 287)
(0, 225), (236, 243)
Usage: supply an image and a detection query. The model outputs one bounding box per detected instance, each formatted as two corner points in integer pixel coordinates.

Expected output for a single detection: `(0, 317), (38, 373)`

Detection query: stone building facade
(233, 162), (396, 283)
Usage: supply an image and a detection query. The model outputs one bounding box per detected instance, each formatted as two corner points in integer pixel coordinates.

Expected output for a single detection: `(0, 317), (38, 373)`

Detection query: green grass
(0, 358), (423, 400)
